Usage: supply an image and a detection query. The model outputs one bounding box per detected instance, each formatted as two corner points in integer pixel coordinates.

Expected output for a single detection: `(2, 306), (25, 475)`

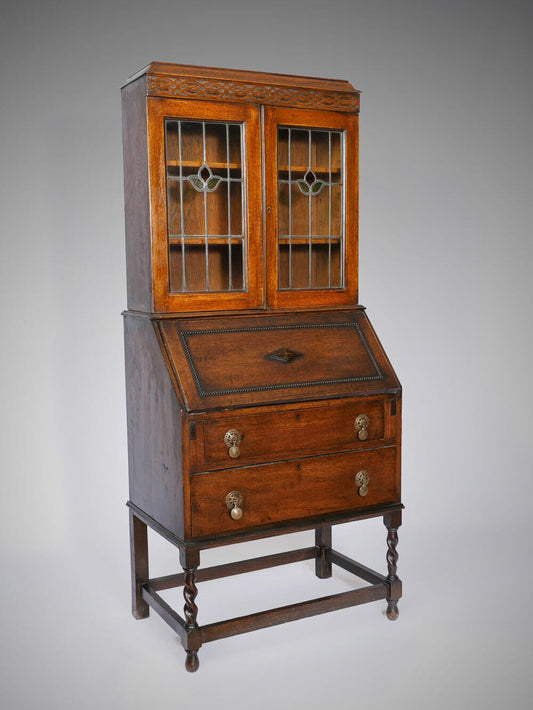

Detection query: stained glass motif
(188, 163), (223, 193)
(296, 169), (326, 195)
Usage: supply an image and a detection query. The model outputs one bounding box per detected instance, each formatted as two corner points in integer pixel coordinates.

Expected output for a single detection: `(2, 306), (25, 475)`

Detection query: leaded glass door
(148, 99), (263, 312)
(264, 107), (358, 308)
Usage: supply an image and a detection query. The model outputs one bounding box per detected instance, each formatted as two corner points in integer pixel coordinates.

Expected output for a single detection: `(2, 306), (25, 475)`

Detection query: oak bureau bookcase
(122, 62), (403, 672)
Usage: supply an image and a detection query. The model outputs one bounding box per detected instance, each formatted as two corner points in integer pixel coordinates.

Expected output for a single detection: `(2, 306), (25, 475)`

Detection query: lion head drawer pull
(354, 414), (369, 441)
(355, 469), (370, 497)
(224, 429), (242, 458)
(225, 491), (243, 520)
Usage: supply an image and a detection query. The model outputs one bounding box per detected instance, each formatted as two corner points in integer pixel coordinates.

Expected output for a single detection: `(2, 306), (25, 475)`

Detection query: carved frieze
(147, 75), (360, 112)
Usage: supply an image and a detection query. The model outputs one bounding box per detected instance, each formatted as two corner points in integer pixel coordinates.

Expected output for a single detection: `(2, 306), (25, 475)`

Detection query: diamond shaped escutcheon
(265, 348), (304, 364)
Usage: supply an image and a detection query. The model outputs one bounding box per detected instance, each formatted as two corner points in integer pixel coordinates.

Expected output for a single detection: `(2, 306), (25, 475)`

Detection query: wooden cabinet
(122, 62), (403, 672)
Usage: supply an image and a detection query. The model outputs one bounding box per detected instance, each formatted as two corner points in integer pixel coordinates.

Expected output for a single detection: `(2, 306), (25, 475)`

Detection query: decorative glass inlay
(296, 169), (326, 195)
(165, 120), (246, 293)
(188, 162), (224, 192)
(277, 127), (345, 291)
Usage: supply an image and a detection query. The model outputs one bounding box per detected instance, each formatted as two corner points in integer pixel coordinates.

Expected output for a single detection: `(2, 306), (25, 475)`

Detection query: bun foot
(185, 650), (200, 672)
(386, 601), (399, 621)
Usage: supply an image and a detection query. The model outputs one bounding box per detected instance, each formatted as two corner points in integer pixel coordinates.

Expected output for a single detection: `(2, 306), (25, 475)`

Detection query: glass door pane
(277, 127), (344, 290)
(265, 105), (357, 309)
(165, 120), (245, 293)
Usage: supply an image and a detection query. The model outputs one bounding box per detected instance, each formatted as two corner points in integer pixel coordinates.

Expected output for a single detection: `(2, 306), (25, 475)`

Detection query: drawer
(194, 398), (392, 472)
(190, 446), (399, 538)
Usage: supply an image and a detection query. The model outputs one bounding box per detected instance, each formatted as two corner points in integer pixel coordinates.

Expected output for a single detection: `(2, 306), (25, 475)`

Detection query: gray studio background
(1, 1), (532, 708)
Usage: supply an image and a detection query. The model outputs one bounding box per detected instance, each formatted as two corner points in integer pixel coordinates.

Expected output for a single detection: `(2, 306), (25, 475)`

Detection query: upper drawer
(191, 396), (398, 472)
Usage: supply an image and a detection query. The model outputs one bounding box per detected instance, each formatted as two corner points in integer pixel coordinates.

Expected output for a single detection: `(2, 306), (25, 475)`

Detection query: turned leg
(183, 569), (199, 672)
(129, 510), (149, 619)
(383, 510), (402, 621)
(315, 526), (332, 579)
(180, 548), (201, 672)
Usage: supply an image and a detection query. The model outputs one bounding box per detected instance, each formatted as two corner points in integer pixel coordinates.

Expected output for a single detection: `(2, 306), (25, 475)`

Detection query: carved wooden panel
(146, 75), (360, 113)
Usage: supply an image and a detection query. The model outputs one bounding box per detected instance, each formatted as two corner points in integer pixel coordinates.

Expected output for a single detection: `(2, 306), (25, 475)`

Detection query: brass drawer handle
(354, 414), (369, 441)
(224, 429), (242, 458)
(225, 490), (243, 520)
(355, 470), (370, 497)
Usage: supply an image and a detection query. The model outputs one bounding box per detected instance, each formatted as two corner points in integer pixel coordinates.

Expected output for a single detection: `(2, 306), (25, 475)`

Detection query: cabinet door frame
(264, 106), (358, 309)
(147, 98), (263, 312)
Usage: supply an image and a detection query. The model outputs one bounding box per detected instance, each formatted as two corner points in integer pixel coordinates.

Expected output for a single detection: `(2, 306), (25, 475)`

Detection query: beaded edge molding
(147, 75), (360, 112)
(163, 321), (383, 399)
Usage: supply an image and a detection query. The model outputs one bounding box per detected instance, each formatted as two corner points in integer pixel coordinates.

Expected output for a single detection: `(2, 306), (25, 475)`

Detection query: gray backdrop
(1, 1), (532, 708)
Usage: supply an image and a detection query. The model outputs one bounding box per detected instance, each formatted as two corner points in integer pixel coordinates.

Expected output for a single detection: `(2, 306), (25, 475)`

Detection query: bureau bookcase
(122, 62), (403, 672)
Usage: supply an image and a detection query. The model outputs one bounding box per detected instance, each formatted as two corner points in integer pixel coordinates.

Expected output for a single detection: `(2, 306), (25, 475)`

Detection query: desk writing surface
(158, 309), (401, 411)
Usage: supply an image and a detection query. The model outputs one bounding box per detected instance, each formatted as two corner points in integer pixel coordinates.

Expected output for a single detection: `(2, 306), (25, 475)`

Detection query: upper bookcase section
(122, 62), (360, 113)
(122, 63), (360, 314)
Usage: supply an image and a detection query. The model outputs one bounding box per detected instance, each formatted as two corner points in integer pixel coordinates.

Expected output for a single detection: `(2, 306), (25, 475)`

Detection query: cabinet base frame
(128, 503), (403, 672)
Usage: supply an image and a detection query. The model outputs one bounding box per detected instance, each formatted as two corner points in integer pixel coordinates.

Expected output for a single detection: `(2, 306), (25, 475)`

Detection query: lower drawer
(190, 446), (399, 538)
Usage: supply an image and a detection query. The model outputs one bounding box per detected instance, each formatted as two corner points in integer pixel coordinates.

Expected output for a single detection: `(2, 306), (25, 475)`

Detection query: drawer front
(190, 446), (399, 538)
(196, 398), (389, 471)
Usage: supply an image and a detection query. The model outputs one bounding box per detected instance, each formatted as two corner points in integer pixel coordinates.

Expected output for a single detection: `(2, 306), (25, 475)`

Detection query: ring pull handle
(354, 414), (369, 441)
(225, 491), (243, 520)
(355, 470), (370, 497)
(224, 429), (242, 458)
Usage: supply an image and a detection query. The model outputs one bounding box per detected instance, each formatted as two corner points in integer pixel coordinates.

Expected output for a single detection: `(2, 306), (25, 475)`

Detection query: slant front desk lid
(157, 309), (401, 412)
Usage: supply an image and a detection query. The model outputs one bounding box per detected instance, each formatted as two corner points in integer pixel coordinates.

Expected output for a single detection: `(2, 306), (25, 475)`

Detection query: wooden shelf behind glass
(167, 160), (241, 170)
(278, 236), (341, 245)
(169, 237), (244, 246)
(278, 167), (341, 177)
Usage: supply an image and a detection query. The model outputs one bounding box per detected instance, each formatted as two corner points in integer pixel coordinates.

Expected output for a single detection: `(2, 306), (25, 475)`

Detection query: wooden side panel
(394, 396), (402, 503)
(122, 76), (152, 312)
(124, 314), (184, 538)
